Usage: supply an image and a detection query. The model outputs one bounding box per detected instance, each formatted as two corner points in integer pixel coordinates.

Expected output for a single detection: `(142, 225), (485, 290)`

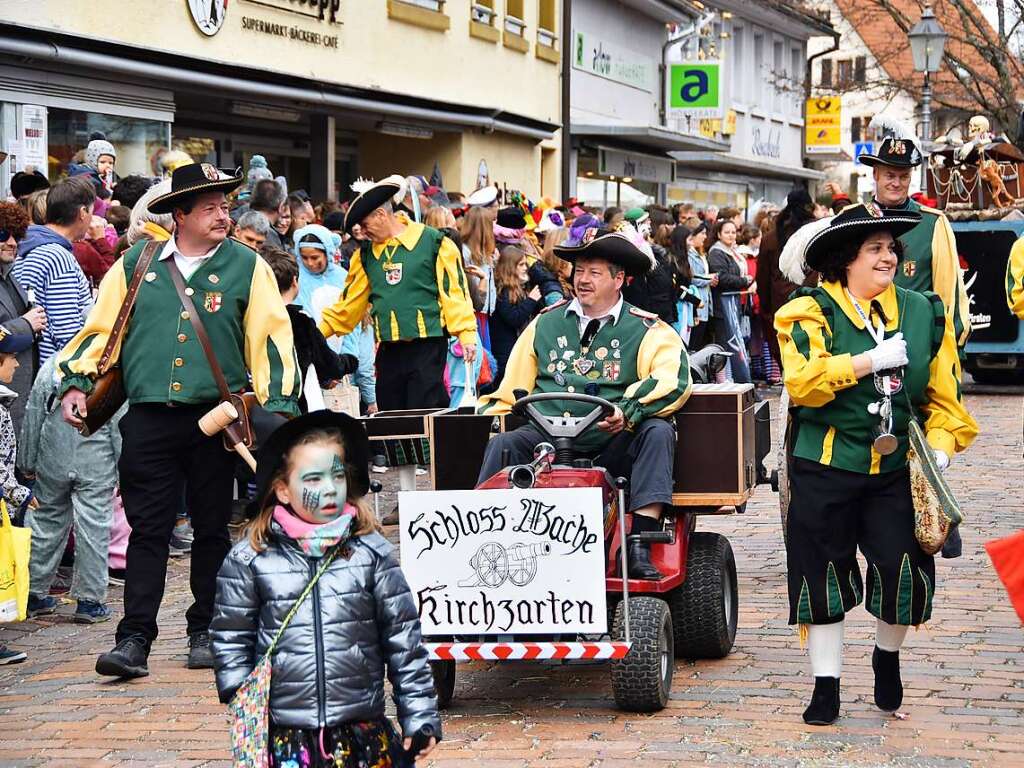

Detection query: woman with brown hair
(490, 245), (542, 384)
(539, 225), (572, 296)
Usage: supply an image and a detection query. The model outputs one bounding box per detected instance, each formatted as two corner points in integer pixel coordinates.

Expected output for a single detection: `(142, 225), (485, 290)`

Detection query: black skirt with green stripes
(785, 457), (935, 627)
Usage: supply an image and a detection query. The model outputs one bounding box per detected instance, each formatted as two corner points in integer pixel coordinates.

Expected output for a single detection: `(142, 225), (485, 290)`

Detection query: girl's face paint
(275, 443), (348, 524)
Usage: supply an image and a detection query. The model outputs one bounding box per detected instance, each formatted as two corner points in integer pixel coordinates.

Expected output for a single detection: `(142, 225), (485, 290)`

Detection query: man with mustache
(58, 163), (299, 679)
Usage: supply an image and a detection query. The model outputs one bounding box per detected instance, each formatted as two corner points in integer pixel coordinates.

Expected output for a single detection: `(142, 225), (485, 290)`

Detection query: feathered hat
(343, 174), (408, 232)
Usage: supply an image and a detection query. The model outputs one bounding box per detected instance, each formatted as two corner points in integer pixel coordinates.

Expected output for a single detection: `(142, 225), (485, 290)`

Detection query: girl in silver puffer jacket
(211, 411), (440, 767)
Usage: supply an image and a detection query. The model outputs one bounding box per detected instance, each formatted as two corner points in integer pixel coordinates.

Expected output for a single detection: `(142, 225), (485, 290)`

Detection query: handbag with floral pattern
(228, 546), (340, 767)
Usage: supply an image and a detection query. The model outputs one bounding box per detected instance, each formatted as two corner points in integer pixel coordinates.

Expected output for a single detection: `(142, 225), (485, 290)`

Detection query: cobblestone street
(1, 389), (1021, 768)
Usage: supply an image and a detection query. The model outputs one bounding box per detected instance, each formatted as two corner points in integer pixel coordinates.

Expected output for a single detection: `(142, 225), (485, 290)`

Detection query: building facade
(568, 0), (728, 209)
(668, 0), (834, 214)
(807, 0), (923, 200)
(0, 0), (563, 201)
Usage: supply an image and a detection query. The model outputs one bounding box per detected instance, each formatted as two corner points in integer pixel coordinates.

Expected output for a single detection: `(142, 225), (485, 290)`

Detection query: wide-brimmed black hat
(804, 203), (921, 272)
(554, 224), (655, 277)
(10, 170), (50, 199)
(148, 163), (243, 214)
(343, 176), (403, 233)
(254, 411), (370, 510)
(858, 136), (922, 168)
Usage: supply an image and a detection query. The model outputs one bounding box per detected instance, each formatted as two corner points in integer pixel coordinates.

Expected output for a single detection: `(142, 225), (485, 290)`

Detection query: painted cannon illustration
(458, 541), (553, 588)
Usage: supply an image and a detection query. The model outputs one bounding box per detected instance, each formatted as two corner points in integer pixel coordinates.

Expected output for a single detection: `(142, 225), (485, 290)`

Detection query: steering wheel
(510, 392), (617, 442)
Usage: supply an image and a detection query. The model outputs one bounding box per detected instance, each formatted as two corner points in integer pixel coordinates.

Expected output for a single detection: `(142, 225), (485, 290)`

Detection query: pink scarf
(272, 503), (357, 557)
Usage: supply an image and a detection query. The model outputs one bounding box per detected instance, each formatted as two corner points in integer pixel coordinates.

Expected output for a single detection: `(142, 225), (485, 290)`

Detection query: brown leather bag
(166, 261), (255, 450)
(79, 241), (161, 437)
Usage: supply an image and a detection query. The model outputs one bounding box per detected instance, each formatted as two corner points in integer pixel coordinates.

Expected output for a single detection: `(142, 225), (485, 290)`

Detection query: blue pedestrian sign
(854, 142), (875, 163)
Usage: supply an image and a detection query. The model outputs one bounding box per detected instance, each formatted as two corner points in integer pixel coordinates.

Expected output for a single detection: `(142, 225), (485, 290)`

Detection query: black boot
(96, 636), (149, 679)
(941, 524), (962, 559)
(187, 631), (215, 670)
(622, 514), (664, 580)
(626, 539), (664, 580)
(872, 647), (903, 711)
(802, 676), (841, 725)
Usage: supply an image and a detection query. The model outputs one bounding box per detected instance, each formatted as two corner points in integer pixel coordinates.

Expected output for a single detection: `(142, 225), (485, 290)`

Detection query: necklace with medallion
(846, 288), (899, 456)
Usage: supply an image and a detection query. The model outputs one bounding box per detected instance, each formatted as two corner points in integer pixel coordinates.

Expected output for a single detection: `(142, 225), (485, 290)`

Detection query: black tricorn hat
(10, 170), (50, 199)
(858, 136), (922, 168)
(554, 224), (656, 277)
(804, 203), (922, 272)
(148, 163), (243, 214)
(343, 176), (404, 233)
(254, 411), (370, 511)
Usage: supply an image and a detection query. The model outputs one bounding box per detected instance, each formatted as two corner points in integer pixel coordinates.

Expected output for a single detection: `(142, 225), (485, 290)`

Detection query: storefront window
(47, 109), (170, 180)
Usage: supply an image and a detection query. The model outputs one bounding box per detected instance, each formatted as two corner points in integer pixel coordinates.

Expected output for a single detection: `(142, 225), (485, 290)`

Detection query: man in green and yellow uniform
(1006, 235), (1024, 319)
(860, 135), (972, 349)
(319, 175), (477, 410)
(477, 225), (691, 579)
(59, 163), (299, 679)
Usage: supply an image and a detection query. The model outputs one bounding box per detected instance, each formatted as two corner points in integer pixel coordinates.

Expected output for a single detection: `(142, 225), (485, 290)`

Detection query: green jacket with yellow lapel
(58, 238), (300, 415)
(479, 298), (691, 452)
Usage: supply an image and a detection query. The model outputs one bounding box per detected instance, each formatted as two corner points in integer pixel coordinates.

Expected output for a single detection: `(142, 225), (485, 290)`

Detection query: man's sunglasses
(0, 229), (17, 243)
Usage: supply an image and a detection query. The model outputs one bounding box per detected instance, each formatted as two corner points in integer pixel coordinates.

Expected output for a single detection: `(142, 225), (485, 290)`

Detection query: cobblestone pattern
(0, 391), (1021, 767)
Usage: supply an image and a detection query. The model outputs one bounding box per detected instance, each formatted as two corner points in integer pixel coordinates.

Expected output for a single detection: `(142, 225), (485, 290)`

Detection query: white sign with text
(399, 488), (607, 636)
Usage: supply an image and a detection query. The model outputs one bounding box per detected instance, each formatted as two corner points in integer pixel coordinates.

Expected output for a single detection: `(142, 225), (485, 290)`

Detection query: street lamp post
(908, 3), (948, 190)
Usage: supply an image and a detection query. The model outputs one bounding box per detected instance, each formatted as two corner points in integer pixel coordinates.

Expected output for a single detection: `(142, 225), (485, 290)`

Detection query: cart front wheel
(430, 659), (456, 710)
(610, 596), (673, 712)
(667, 531), (738, 659)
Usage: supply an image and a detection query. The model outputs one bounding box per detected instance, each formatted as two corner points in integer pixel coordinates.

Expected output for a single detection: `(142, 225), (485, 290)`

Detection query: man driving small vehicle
(476, 223), (691, 579)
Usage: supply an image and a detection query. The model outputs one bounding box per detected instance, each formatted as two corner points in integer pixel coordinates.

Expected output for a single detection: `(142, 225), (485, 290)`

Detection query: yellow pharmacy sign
(806, 97), (841, 154)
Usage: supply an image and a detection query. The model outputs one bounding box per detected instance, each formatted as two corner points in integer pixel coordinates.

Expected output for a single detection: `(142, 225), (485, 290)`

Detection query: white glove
(867, 333), (908, 373)
(933, 449), (950, 472)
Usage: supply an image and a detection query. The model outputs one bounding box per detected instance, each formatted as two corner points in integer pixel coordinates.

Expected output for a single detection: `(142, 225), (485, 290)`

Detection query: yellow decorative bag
(906, 418), (963, 556)
(0, 500), (31, 623)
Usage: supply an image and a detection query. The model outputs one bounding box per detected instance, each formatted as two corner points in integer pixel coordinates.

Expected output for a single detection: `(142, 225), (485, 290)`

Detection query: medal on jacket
(849, 290), (899, 456)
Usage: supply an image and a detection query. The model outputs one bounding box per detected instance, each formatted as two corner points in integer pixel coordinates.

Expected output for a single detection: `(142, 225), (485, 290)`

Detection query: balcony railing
(504, 14), (526, 36)
(471, 3), (495, 25)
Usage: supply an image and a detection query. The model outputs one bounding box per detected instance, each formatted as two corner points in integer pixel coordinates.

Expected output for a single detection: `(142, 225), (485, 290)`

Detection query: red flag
(985, 530), (1024, 624)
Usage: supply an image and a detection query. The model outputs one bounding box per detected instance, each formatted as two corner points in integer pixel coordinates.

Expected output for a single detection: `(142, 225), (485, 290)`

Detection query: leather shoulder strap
(97, 240), (161, 375)
(166, 258), (232, 400)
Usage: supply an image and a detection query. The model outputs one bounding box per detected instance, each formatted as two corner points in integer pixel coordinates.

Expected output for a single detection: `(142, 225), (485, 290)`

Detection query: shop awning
(0, 31), (559, 142)
(671, 151), (826, 181)
(574, 124), (729, 154)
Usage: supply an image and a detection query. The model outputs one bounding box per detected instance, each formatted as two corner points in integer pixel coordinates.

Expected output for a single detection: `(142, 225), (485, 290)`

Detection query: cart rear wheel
(668, 532), (738, 659)
(430, 660), (456, 709)
(610, 597), (673, 712)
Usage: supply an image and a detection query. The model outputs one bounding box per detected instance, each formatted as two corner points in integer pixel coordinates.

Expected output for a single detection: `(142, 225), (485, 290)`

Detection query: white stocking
(875, 620), (909, 652)
(397, 465), (417, 492)
(807, 621), (844, 678)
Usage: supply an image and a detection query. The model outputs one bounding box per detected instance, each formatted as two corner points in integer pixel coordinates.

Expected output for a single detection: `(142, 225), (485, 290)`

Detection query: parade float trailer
(366, 384), (771, 712)
(928, 124), (1024, 381)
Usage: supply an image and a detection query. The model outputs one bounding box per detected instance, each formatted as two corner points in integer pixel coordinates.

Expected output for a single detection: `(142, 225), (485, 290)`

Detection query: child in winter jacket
(211, 411), (440, 767)
(0, 328), (34, 515)
(19, 355), (125, 623)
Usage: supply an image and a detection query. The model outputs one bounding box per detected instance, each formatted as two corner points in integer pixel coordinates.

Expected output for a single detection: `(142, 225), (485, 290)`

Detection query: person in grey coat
(0, 202), (47, 434)
(211, 411), (440, 766)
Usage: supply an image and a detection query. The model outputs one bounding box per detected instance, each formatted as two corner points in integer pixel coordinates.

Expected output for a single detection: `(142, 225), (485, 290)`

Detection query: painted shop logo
(188, 0), (228, 36)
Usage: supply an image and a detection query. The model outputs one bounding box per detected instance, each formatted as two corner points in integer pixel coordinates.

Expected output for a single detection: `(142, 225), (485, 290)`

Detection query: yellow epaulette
(628, 306), (658, 320)
(917, 203), (944, 216)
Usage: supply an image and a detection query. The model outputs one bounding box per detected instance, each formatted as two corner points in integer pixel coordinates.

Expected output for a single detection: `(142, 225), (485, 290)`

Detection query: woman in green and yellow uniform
(775, 204), (978, 726)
